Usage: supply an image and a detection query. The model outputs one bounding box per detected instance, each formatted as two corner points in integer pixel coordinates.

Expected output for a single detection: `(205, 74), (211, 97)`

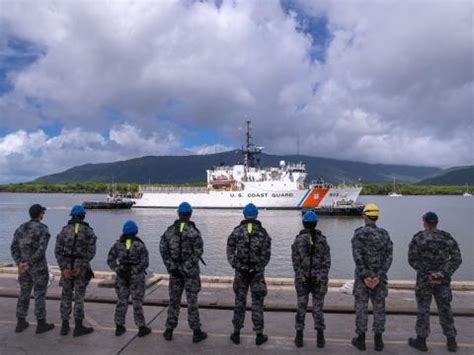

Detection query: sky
(0, 0), (472, 183)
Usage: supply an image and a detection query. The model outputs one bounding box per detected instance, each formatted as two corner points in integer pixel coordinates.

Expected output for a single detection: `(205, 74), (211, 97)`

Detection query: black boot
(138, 326), (151, 338)
(256, 333), (268, 346)
(374, 333), (384, 351)
(73, 319), (94, 337)
(115, 325), (126, 336)
(36, 319), (54, 334)
(447, 337), (457, 352)
(230, 331), (240, 344)
(15, 318), (29, 333)
(408, 336), (428, 352)
(294, 330), (303, 348)
(60, 320), (70, 336)
(193, 329), (208, 343)
(317, 330), (325, 348)
(163, 328), (173, 341)
(351, 333), (366, 351)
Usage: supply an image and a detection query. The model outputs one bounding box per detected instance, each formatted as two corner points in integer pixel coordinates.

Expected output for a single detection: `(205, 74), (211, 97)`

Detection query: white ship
(133, 122), (362, 210)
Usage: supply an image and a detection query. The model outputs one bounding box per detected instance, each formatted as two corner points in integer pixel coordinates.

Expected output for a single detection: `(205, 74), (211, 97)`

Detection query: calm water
(0, 193), (472, 280)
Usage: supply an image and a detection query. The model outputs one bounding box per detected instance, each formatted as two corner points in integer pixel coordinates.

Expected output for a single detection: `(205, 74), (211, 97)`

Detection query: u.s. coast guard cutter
(133, 122), (362, 211)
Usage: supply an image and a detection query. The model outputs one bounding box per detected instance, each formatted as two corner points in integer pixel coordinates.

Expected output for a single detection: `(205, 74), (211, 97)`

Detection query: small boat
(82, 200), (134, 209)
(82, 187), (135, 210)
(388, 192), (403, 197)
(388, 177), (402, 197)
(463, 184), (472, 197)
(303, 199), (365, 216)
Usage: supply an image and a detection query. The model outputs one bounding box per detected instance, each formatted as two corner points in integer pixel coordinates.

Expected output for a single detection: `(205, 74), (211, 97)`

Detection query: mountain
(34, 150), (440, 184)
(417, 166), (474, 185)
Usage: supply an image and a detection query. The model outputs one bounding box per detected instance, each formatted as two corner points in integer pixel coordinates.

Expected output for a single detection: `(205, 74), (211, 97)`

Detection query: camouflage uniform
(351, 225), (393, 335)
(408, 229), (462, 338)
(292, 229), (331, 331)
(227, 219), (271, 332)
(160, 220), (204, 331)
(55, 219), (97, 322)
(10, 220), (51, 320)
(107, 235), (149, 327)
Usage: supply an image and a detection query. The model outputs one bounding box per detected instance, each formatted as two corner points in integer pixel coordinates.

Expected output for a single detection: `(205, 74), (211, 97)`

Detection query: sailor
(10, 204), (55, 334)
(227, 203), (272, 346)
(292, 211), (331, 348)
(351, 203), (393, 351)
(107, 221), (151, 338)
(408, 212), (462, 353)
(55, 205), (97, 336)
(159, 202), (207, 343)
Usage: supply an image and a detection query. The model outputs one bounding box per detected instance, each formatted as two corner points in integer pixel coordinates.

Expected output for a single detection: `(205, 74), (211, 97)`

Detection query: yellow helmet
(363, 203), (380, 217)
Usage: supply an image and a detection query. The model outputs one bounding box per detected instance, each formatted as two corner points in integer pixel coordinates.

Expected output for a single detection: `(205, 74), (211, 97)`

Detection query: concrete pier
(0, 268), (473, 354)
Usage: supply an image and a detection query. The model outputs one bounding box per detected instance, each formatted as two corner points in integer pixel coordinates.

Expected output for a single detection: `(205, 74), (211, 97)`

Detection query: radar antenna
(241, 120), (263, 168)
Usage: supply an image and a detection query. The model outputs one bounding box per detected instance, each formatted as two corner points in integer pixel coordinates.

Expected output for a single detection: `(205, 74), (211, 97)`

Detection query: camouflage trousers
(294, 281), (326, 331)
(353, 279), (388, 335)
(415, 281), (456, 338)
(60, 272), (90, 321)
(232, 270), (267, 332)
(166, 274), (201, 330)
(16, 268), (49, 320)
(114, 273), (146, 327)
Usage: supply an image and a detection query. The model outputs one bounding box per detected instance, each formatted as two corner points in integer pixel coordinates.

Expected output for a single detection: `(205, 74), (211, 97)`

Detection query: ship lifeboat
(210, 175), (236, 188)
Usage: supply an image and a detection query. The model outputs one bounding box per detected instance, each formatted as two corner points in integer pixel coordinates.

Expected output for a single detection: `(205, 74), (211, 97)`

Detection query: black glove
(116, 265), (130, 279)
(238, 266), (249, 274)
(170, 269), (182, 278)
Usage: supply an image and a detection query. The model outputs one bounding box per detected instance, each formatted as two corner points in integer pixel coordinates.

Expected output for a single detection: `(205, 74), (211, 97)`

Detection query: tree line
(0, 182), (471, 195)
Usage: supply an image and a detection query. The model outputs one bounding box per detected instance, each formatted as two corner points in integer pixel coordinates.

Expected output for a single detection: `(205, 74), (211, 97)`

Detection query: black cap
(29, 204), (46, 218)
(423, 211), (438, 224)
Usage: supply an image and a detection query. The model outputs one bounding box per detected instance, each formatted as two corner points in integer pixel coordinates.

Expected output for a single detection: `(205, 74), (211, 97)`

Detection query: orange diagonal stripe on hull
(302, 188), (329, 208)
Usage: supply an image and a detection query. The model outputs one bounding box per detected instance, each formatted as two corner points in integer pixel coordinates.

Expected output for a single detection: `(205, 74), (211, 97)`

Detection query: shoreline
(1, 182), (472, 195)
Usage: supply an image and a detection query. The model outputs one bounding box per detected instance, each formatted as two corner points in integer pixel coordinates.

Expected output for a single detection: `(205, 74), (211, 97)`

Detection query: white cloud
(0, 124), (178, 182)
(187, 144), (233, 155)
(0, 0), (472, 182)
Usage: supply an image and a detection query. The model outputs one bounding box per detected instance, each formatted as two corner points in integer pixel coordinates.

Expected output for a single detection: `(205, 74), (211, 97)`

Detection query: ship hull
(133, 186), (362, 209)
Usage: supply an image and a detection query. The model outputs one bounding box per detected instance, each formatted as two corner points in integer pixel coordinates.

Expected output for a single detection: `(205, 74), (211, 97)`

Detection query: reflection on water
(0, 193), (472, 280)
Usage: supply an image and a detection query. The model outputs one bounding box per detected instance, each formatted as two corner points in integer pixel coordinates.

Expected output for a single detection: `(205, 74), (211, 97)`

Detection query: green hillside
(418, 166), (474, 185)
(33, 150), (439, 184)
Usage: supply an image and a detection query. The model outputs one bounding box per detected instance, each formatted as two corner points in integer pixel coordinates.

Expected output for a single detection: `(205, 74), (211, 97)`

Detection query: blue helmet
(243, 203), (258, 218)
(70, 205), (86, 217)
(123, 220), (138, 235)
(303, 211), (318, 223)
(178, 202), (193, 214)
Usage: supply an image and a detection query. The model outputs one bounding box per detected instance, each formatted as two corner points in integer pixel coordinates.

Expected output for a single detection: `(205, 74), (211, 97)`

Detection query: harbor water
(0, 193), (472, 280)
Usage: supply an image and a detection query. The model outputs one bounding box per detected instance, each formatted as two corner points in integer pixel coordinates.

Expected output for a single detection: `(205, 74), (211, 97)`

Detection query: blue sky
(0, 36), (44, 95)
(281, 0), (331, 62)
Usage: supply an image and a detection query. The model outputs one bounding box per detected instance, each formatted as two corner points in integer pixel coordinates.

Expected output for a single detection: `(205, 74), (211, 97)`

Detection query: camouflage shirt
(55, 219), (97, 270)
(107, 235), (149, 275)
(227, 219), (272, 273)
(160, 220), (204, 277)
(408, 229), (462, 282)
(352, 224), (393, 280)
(11, 220), (51, 269)
(291, 229), (331, 282)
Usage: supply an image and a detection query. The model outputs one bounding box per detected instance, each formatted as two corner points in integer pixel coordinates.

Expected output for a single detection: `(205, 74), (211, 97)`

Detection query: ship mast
(242, 120), (262, 168)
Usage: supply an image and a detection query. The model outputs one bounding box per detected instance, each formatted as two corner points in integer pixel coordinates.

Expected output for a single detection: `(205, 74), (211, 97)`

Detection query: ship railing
(310, 180), (363, 189)
(139, 186), (208, 193)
